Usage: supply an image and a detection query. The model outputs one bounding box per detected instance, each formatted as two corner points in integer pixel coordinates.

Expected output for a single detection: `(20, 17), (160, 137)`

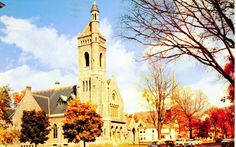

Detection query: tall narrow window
(53, 124), (58, 138)
(95, 14), (97, 20)
(83, 81), (85, 92)
(100, 53), (102, 67)
(89, 78), (91, 91)
(85, 52), (89, 67)
(86, 81), (88, 91)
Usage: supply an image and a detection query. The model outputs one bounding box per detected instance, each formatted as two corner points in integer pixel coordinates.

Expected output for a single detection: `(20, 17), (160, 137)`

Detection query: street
(197, 143), (221, 147)
(115, 143), (222, 147)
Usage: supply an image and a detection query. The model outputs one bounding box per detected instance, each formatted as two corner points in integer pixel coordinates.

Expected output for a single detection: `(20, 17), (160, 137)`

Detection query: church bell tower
(77, 1), (107, 114)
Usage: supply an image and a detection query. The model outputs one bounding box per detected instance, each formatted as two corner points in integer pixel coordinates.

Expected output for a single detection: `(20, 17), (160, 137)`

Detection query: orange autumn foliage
(13, 90), (25, 105)
(223, 58), (234, 103)
(63, 99), (103, 146)
(0, 128), (20, 145)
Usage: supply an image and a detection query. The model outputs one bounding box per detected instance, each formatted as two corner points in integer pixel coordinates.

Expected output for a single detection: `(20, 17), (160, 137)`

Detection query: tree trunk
(157, 123), (162, 140)
(189, 118), (193, 139)
(83, 140), (86, 147)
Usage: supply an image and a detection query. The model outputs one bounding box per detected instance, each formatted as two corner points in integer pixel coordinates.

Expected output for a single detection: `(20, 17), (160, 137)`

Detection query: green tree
(63, 99), (103, 147)
(20, 110), (50, 147)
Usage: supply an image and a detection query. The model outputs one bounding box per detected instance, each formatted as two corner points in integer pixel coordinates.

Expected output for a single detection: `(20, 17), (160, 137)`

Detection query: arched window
(53, 124), (58, 138)
(95, 14), (97, 20)
(84, 52), (89, 67)
(112, 93), (116, 100)
(100, 53), (102, 67)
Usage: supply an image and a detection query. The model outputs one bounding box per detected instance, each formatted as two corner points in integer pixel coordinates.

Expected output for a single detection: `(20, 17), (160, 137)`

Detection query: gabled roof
(81, 22), (92, 35)
(33, 94), (49, 114)
(32, 85), (77, 115)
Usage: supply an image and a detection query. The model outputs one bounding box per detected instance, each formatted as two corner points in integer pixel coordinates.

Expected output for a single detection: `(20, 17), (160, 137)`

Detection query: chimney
(25, 86), (31, 92)
(55, 81), (60, 89)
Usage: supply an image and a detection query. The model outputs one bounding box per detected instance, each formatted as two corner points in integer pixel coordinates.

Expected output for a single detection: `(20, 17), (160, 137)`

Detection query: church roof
(81, 22), (92, 35)
(31, 85), (77, 115)
(91, 1), (99, 12)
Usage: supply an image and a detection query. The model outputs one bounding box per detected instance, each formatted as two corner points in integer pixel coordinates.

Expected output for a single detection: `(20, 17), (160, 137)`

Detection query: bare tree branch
(121, 0), (234, 86)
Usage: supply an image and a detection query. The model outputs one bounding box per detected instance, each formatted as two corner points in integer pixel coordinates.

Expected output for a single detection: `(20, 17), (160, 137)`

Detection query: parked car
(221, 138), (234, 147)
(193, 139), (202, 145)
(215, 138), (223, 143)
(175, 138), (185, 147)
(184, 139), (195, 147)
(148, 141), (159, 147)
(165, 140), (175, 147)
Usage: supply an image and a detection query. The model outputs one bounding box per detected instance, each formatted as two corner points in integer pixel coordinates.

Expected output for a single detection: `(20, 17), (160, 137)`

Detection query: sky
(0, 0), (231, 113)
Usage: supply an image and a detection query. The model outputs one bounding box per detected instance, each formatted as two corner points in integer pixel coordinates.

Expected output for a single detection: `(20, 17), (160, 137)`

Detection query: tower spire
(91, 0), (99, 12)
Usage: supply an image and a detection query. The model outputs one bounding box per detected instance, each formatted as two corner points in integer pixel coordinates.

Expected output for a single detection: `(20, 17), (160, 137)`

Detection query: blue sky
(0, 0), (230, 113)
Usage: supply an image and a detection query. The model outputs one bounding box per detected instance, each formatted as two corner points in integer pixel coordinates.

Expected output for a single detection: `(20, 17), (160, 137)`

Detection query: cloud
(0, 16), (146, 113)
(0, 15), (229, 114)
(0, 65), (77, 91)
(100, 18), (147, 113)
(0, 16), (78, 91)
(190, 72), (230, 108)
(100, 18), (112, 39)
(0, 16), (77, 72)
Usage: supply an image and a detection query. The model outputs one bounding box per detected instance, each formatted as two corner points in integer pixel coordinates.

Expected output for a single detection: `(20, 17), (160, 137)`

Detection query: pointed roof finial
(91, 0), (99, 12)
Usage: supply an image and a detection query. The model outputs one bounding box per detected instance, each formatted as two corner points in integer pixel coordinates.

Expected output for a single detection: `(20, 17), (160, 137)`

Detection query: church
(10, 2), (127, 146)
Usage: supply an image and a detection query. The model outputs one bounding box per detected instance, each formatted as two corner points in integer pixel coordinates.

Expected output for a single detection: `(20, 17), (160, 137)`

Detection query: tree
(209, 106), (234, 138)
(62, 99), (103, 147)
(0, 128), (20, 147)
(20, 110), (50, 147)
(223, 58), (234, 102)
(12, 90), (25, 106)
(0, 86), (11, 125)
(208, 107), (220, 139)
(142, 61), (176, 139)
(122, 0), (234, 86)
(172, 87), (209, 138)
(168, 106), (188, 138)
(193, 118), (211, 138)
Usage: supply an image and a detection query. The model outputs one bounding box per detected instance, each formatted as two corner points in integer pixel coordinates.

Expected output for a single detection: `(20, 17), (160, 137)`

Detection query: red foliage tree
(209, 106), (234, 138)
(169, 106), (189, 138)
(223, 58), (234, 102)
(193, 118), (211, 138)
